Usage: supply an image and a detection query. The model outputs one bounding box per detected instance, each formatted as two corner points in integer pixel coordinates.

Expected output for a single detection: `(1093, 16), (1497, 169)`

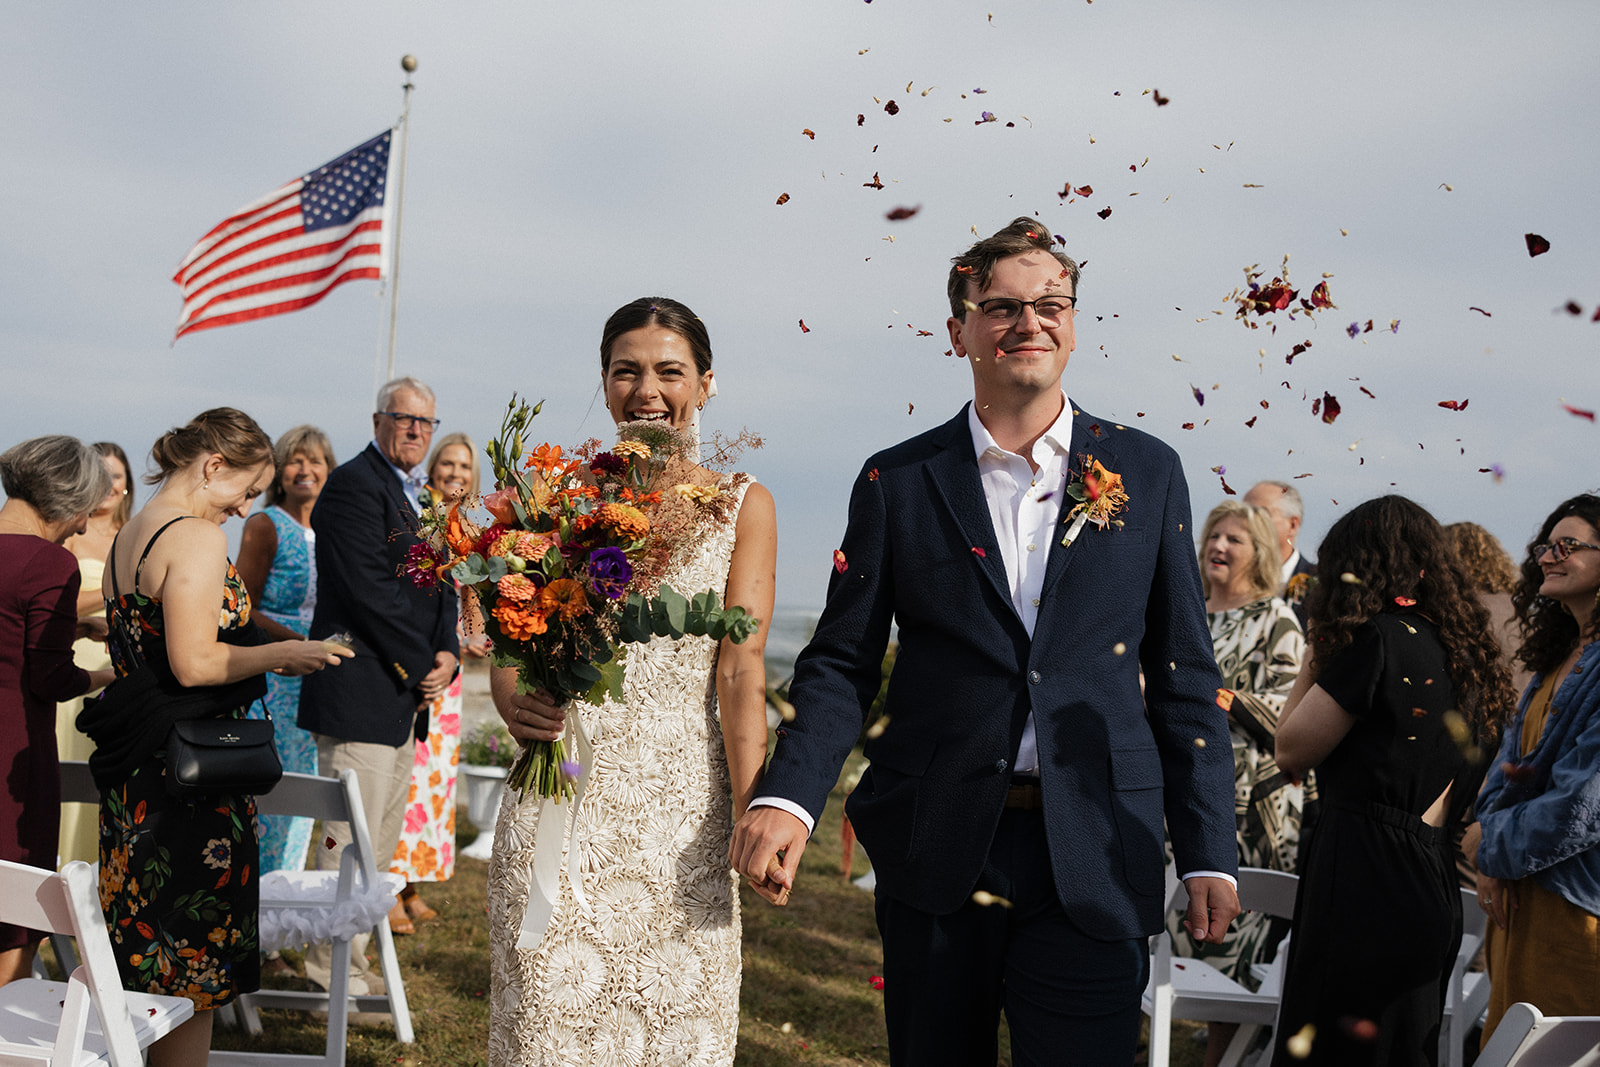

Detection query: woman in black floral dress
(84, 409), (345, 1066)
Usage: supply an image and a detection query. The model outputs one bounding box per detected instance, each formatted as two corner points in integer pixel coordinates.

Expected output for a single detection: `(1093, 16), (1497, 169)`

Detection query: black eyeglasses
(378, 412), (440, 432)
(1532, 536), (1600, 562)
(976, 295), (1077, 326)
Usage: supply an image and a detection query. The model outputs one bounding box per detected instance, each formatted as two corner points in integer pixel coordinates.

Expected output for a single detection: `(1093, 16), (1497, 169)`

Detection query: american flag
(172, 130), (392, 340)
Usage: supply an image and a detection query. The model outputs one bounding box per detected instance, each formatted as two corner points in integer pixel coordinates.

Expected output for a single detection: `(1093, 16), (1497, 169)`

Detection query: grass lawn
(209, 751), (1209, 1065)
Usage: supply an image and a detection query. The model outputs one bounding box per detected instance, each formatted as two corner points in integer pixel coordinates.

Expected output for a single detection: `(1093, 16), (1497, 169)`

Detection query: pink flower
(403, 804), (428, 834)
(482, 486), (522, 526)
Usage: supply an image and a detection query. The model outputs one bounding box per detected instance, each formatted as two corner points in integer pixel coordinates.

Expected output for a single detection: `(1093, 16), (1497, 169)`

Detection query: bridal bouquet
(406, 396), (759, 800)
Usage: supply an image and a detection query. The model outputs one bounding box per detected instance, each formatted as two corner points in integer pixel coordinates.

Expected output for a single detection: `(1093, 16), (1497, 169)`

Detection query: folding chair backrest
(1476, 1003), (1600, 1066)
(255, 770), (379, 883)
(0, 860), (147, 1066)
(1162, 866), (1299, 921)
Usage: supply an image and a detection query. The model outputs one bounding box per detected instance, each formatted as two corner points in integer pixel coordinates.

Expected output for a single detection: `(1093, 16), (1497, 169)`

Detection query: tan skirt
(1482, 876), (1600, 1046)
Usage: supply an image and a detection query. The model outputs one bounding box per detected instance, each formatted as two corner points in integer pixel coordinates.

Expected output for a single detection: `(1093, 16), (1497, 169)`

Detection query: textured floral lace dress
(487, 479), (750, 1067)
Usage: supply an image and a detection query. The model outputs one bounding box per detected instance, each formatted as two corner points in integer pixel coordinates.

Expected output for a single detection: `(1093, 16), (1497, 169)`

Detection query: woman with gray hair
(0, 434), (116, 986)
(1170, 499), (1307, 1067)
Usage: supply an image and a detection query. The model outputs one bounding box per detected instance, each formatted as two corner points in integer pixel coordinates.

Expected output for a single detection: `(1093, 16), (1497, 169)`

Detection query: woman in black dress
(86, 409), (346, 1066)
(1272, 496), (1515, 1066)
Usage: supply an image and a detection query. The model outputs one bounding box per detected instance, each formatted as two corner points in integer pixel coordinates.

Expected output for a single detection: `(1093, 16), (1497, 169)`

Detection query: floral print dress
(100, 519), (260, 1008)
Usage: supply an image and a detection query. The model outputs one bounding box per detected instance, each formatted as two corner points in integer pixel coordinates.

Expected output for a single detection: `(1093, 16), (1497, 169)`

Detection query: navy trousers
(874, 806), (1150, 1066)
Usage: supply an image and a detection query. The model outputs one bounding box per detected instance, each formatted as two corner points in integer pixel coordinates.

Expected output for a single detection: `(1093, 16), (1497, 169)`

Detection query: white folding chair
(1440, 885), (1493, 1067)
(210, 769), (413, 1066)
(1475, 1002), (1600, 1066)
(0, 859), (194, 1066)
(1143, 866), (1300, 1067)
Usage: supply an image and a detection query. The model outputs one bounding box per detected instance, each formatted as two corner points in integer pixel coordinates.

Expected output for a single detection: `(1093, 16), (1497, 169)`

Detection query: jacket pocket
(1108, 744), (1166, 896)
(846, 746), (932, 862)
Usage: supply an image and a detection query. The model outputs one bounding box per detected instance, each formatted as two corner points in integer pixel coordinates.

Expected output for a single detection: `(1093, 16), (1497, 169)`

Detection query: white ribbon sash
(515, 704), (596, 950)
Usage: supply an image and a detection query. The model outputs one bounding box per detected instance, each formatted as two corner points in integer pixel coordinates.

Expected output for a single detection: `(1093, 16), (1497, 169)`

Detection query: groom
(731, 219), (1240, 1065)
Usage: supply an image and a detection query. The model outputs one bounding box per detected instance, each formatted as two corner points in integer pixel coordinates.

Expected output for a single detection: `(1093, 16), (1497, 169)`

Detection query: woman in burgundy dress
(0, 434), (115, 985)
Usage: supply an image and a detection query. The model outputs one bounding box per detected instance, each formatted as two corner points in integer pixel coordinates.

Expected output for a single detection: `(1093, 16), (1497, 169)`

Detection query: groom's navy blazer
(762, 403), (1236, 940)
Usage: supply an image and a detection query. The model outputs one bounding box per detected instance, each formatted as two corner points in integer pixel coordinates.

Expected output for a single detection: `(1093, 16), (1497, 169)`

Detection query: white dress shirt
(373, 439), (428, 513)
(1279, 549), (1301, 586)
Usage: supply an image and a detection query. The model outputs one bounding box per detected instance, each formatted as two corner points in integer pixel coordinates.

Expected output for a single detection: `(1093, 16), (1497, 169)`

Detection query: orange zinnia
(445, 503), (479, 556)
(494, 599), (547, 640)
(593, 503), (650, 540)
(539, 578), (590, 621)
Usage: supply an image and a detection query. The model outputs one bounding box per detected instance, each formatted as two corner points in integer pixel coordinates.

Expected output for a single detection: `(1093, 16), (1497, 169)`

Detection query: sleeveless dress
(100, 520), (261, 1008)
(486, 478), (751, 1067)
(247, 504), (319, 872)
(56, 555), (110, 863)
(1271, 611), (1487, 1066)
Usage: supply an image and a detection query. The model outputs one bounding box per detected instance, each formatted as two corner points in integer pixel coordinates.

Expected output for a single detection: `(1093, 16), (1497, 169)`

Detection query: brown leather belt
(1004, 781), (1044, 810)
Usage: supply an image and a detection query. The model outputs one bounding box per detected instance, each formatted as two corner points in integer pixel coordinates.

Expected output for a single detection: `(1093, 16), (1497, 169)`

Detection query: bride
(486, 297), (777, 1065)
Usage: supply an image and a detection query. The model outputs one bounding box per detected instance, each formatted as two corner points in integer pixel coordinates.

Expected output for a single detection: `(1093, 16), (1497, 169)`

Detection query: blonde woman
(1172, 499), (1305, 1067)
(388, 431), (489, 931)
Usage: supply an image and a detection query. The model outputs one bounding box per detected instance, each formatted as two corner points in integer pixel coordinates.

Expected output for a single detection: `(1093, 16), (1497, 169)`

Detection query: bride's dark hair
(1305, 494), (1515, 733)
(599, 297), (712, 376)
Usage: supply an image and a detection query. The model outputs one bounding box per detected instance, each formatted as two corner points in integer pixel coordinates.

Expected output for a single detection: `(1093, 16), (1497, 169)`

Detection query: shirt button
(994, 758), (1008, 774)
(1027, 543), (1037, 552)
(1031, 598), (1040, 607)
(1028, 670), (1042, 685)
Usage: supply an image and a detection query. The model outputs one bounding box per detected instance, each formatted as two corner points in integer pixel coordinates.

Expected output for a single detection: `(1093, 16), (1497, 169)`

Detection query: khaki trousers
(302, 721), (416, 993)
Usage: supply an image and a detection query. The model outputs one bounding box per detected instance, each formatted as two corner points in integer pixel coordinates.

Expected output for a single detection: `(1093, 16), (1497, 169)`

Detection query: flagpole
(385, 54), (417, 381)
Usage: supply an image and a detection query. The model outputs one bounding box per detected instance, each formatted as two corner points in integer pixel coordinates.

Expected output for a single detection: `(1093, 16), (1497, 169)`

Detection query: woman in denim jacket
(1474, 493), (1600, 1044)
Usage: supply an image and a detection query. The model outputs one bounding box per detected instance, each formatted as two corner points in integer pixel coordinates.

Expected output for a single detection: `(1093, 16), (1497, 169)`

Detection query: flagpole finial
(401, 54), (418, 74)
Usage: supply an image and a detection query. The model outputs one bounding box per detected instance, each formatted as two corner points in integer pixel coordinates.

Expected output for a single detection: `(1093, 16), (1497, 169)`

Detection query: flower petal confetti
(863, 171), (884, 189)
(1469, 306), (1492, 317)
(1437, 399), (1468, 411)
(833, 549), (848, 573)
(883, 100), (899, 115)
(1525, 233), (1551, 257)
(801, 128), (815, 140)
(1097, 206), (1113, 219)
(775, 192), (790, 206)
(886, 205), (921, 221)
(1561, 402), (1596, 421)
(1320, 393), (1341, 424)
(797, 319), (809, 333)
(970, 546), (987, 558)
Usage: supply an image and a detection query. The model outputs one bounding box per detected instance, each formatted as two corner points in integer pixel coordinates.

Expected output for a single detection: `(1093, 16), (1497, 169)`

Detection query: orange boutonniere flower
(1061, 455), (1129, 546)
(1285, 572), (1315, 603)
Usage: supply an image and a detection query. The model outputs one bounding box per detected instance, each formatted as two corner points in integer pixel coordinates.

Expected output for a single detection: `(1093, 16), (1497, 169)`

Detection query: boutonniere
(1285, 572), (1315, 603)
(419, 483), (441, 511)
(1061, 454), (1129, 547)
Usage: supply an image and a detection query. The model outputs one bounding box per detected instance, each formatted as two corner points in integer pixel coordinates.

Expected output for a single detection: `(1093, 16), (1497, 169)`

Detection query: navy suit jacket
(761, 404), (1237, 939)
(298, 443), (458, 747)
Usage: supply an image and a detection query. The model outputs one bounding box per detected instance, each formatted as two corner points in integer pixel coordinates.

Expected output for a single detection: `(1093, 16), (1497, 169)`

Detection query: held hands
(501, 687), (566, 743)
(276, 640), (353, 676)
(76, 616), (109, 643)
(730, 807), (809, 906)
(419, 650), (459, 701)
(1181, 875), (1241, 944)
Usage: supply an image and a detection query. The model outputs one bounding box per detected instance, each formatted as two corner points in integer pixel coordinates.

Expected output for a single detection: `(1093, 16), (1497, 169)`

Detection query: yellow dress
(55, 556), (107, 864)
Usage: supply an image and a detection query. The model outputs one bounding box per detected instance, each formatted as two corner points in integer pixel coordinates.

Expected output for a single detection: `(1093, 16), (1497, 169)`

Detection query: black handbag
(164, 715), (282, 798)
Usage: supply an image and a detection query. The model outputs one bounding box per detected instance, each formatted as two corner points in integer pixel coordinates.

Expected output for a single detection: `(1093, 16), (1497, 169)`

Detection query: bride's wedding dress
(487, 479), (751, 1066)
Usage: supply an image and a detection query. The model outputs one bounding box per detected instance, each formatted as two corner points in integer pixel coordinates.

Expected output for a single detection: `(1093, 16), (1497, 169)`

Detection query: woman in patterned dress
(388, 431), (491, 932)
(486, 297), (777, 1066)
(1169, 499), (1305, 1067)
(236, 424), (336, 876)
(91, 409), (346, 1066)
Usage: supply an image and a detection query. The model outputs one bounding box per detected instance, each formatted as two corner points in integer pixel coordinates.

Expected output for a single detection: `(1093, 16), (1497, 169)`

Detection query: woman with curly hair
(1473, 494), (1600, 1044)
(1271, 496), (1514, 1066)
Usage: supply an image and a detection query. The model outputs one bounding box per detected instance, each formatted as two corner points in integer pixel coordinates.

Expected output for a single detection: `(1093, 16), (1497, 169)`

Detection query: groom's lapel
(1040, 409), (1119, 602)
(923, 406), (1018, 622)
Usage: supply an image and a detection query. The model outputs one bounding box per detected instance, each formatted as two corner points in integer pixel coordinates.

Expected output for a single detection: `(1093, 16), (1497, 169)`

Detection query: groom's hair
(947, 217), (1080, 319)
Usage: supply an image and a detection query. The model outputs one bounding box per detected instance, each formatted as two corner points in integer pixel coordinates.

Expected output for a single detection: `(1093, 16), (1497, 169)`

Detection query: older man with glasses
(298, 376), (459, 1000)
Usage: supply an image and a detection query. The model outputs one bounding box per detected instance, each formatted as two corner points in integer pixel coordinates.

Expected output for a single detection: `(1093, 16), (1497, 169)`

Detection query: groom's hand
(1181, 875), (1241, 944)
(731, 807), (809, 906)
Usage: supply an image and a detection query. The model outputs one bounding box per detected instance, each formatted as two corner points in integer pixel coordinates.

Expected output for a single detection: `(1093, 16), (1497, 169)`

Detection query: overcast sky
(4, 1), (1597, 609)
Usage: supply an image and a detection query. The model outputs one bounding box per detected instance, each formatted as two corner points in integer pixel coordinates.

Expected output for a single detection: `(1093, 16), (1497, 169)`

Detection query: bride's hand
(501, 688), (566, 742)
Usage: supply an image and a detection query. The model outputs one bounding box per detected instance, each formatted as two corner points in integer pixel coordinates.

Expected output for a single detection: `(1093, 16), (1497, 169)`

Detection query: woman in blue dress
(237, 425), (336, 873)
